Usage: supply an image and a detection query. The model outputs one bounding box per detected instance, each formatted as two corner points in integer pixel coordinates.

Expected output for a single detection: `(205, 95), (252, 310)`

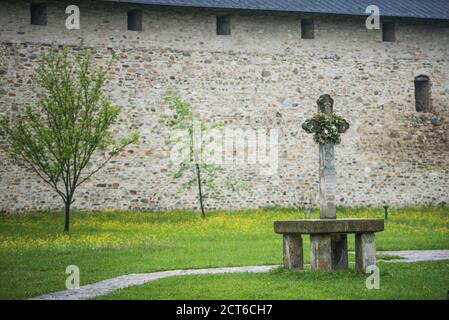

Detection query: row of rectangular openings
(161, 16), (396, 41)
(26, 5), (434, 113)
(29, 4), (396, 41)
(127, 16), (395, 41)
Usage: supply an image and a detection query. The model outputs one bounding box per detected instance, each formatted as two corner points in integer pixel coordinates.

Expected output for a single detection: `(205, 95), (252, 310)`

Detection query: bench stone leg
(331, 234), (348, 270)
(310, 234), (332, 271)
(355, 233), (376, 272)
(283, 234), (304, 270)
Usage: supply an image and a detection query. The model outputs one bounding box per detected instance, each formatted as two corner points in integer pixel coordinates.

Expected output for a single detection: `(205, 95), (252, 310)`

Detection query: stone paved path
(380, 249), (449, 263)
(31, 250), (449, 300)
(31, 266), (278, 300)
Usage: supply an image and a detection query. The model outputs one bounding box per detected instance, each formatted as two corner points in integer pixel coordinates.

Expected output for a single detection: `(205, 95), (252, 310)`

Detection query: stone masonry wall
(1, 0), (449, 213)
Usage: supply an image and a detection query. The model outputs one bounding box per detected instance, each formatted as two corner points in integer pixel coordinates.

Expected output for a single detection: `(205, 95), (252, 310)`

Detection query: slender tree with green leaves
(162, 88), (234, 219)
(0, 47), (138, 232)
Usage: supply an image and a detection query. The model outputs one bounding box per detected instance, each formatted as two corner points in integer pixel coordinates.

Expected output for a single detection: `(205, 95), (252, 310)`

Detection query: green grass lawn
(99, 261), (449, 300)
(0, 206), (448, 300)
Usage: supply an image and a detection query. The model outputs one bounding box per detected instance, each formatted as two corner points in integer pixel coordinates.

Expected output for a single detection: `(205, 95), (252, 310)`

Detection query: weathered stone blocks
(310, 234), (348, 271)
(275, 219), (383, 272)
(355, 232), (376, 272)
(282, 234), (304, 270)
(310, 234), (332, 271)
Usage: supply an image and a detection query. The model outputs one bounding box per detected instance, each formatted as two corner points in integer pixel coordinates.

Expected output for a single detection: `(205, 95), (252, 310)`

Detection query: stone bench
(274, 218), (384, 272)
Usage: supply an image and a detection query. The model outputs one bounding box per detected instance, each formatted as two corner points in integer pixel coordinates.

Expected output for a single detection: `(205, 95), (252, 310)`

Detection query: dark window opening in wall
(216, 15), (231, 35)
(30, 3), (47, 26)
(128, 9), (142, 31)
(415, 75), (431, 112)
(301, 19), (314, 39)
(382, 22), (395, 42)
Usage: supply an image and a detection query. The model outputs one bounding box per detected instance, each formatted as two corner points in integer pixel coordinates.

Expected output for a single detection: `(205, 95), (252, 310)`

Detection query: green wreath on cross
(305, 112), (348, 145)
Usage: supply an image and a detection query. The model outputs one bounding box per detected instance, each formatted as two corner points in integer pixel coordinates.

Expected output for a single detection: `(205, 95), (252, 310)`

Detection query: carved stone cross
(274, 100), (382, 272)
(302, 94), (349, 219)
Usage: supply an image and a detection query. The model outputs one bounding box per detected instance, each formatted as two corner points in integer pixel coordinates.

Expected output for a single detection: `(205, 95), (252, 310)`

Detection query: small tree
(0, 47), (138, 232)
(162, 88), (234, 219)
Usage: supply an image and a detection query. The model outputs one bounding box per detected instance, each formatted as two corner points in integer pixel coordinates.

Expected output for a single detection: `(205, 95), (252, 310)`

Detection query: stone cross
(302, 94), (349, 219)
(274, 102), (381, 272)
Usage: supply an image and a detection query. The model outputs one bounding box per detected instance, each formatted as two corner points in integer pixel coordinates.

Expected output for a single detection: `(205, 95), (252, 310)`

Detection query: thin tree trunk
(195, 163), (206, 219)
(64, 200), (71, 233)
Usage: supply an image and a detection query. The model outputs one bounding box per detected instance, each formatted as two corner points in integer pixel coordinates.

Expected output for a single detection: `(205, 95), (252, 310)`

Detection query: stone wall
(1, 0), (448, 213)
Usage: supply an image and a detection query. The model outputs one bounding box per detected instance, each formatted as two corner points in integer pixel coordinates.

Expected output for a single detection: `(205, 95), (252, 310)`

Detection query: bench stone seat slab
(274, 218), (384, 235)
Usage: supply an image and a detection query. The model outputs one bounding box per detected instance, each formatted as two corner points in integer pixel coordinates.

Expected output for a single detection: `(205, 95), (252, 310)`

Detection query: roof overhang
(101, 0), (449, 20)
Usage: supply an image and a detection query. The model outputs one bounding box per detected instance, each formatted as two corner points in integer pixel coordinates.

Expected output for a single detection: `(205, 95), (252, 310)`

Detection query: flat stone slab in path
(31, 250), (449, 300)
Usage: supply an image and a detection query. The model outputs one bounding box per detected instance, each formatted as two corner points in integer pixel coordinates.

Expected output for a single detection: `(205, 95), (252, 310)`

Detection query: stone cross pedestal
(274, 219), (384, 271)
(274, 94), (384, 272)
(302, 94), (350, 271)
